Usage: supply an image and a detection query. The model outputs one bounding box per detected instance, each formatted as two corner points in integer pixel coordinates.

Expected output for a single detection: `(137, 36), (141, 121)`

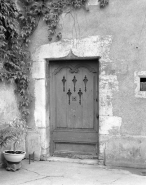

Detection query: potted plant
(0, 118), (27, 171)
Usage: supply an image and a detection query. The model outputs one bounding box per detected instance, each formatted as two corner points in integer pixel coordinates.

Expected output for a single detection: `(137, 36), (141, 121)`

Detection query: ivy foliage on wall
(0, 0), (31, 120)
(0, 0), (108, 122)
(18, 0), (109, 41)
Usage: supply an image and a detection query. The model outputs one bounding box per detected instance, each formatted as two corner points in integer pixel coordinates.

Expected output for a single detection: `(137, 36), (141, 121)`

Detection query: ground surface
(1, 159), (146, 185)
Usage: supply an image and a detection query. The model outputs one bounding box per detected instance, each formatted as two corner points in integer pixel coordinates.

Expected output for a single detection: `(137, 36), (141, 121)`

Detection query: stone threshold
(47, 157), (104, 166)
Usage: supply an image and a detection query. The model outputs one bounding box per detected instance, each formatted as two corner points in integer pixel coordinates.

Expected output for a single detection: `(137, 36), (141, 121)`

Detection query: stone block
(34, 79), (47, 128)
(25, 131), (41, 161)
(32, 61), (46, 79)
(99, 74), (119, 116)
(100, 116), (122, 135)
(38, 127), (50, 155)
(0, 83), (19, 124)
(32, 40), (72, 62)
(105, 136), (146, 168)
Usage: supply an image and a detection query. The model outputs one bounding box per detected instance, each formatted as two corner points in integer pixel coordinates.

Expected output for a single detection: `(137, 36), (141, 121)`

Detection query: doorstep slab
(47, 157), (99, 165)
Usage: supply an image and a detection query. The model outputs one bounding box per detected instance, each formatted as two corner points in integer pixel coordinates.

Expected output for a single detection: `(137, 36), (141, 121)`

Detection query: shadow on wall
(0, 83), (19, 124)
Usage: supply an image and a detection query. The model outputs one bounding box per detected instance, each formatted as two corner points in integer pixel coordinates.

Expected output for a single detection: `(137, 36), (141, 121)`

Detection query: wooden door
(49, 60), (99, 158)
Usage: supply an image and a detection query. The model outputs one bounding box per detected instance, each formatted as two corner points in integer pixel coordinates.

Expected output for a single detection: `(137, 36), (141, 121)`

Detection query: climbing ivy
(0, 0), (31, 121)
(18, 0), (88, 42)
(0, 0), (108, 122)
(99, 0), (109, 8)
(18, 0), (109, 41)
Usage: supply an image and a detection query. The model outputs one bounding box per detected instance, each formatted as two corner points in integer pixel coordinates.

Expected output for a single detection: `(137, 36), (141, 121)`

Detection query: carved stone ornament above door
(54, 64), (97, 75)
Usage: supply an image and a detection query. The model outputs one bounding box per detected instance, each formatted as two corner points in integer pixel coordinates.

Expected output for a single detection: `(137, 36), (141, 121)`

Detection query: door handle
(96, 113), (99, 119)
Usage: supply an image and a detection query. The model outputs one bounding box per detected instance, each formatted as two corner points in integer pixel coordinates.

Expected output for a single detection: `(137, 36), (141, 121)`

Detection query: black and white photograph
(0, 0), (146, 184)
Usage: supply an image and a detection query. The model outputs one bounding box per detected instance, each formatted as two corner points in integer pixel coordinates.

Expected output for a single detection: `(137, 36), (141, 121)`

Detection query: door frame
(32, 36), (113, 160)
(49, 59), (99, 157)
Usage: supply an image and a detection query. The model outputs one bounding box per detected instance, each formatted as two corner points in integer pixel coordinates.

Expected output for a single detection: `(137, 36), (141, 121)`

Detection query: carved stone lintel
(54, 64), (97, 75)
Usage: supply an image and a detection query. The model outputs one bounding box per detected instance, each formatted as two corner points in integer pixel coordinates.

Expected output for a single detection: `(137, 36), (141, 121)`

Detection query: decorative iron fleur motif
(67, 89), (72, 105)
(62, 76), (66, 92)
(72, 76), (77, 92)
(83, 75), (88, 92)
(78, 88), (83, 105)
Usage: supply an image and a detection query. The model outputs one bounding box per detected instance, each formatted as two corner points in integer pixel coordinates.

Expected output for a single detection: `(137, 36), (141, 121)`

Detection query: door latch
(96, 113), (99, 119)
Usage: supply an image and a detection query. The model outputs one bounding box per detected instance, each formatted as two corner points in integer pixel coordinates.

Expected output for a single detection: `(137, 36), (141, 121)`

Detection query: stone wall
(31, 35), (114, 160)
(28, 0), (146, 167)
(1, 0), (146, 167)
(0, 83), (19, 124)
(0, 83), (20, 163)
(27, 0), (146, 167)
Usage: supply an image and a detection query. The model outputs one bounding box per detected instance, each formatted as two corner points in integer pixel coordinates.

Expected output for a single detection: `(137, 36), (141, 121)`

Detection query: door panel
(50, 60), (99, 157)
(53, 130), (98, 143)
(55, 143), (96, 154)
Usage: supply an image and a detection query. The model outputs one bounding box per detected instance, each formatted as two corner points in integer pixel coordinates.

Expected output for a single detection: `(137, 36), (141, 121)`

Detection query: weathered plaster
(32, 61), (46, 79)
(34, 80), (46, 128)
(106, 136), (146, 168)
(0, 83), (19, 124)
(32, 40), (72, 62)
(0, 83), (20, 163)
(26, 131), (41, 160)
(99, 74), (119, 116)
(100, 116), (122, 135)
(38, 127), (50, 155)
(72, 36), (112, 60)
(88, 0), (99, 6)
(134, 71), (146, 98)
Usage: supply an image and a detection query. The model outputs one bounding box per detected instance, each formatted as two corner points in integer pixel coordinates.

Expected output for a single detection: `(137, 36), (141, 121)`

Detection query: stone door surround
(32, 36), (113, 159)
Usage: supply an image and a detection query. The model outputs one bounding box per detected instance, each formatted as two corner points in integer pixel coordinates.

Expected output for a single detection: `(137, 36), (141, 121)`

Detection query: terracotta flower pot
(3, 150), (26, 163)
